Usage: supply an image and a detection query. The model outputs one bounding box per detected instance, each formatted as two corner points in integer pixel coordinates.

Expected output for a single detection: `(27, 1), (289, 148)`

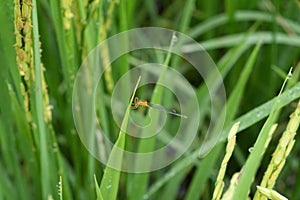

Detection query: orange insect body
(131, 97), (187, 118)
(137, 100), (150, 108)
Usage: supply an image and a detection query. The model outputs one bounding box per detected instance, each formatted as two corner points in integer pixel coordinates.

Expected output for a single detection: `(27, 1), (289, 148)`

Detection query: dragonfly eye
(131, 97), (139, 109)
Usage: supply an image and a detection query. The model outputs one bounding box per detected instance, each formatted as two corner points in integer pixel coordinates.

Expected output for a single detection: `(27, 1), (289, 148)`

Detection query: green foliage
(0, 0), (299, 200)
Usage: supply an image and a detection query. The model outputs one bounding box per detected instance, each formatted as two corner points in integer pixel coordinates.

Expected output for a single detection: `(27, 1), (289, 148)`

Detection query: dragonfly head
(131, 97), (139, 109)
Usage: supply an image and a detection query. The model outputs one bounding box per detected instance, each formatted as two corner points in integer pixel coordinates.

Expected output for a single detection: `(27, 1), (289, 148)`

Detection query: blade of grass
(160, 167), (191, 200)
(58, 176), (63, 200)
(184, 32), (300, 52)
(184, 144), (223, 200)
(7, 84), (39, 199)
(127, 33), (177, 200)
(185, 40), (261, 199)
(231, 68), (293, 199)
(98, 0), (117, 93)
(0, 1), (21, 102)
(199, 27), (260, 157)
(0, 162), (15, 199)
(115, 0), (131, 104)
(144, 0), (158, 25)
(146, 80), (300, 198)
(162, 0), (195, 115)
(148, 27), (248, 196)
(86, 0), (102, 187)
(94, 174), (104, 200)
(217, 40), (250, 78)
(1, 2), (41, 197)
(48, 0), (73, 91)
(220, 81), (300, 141)
(188, 10), (300, 38)
(292, 152), (300, 198)
(225, 0), (236, 21)
(177, 0), (195, 33)
(99, 76), (141, 200)
(32, 0), (52, 198)
(0, 96), (30, 199)
(47, 1), (84, 190)
(225, 41), (262, 124)
(164, 0), (195, 108)
(48, 124), (73, 199)
(193, 25), (257, 134)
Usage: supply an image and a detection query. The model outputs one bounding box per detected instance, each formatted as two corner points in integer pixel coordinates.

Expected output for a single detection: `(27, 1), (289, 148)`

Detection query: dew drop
(56, 181), (61, 188)
(172, 33), (178, 43)
(248, 147), (254, 152)
(106, 184), (112, 189)
(287, 71), (293, 79)
(256, 111), (263, 118)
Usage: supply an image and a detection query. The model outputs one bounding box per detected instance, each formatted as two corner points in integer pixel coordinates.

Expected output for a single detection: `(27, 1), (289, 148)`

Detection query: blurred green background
(0, 0), (300, 199)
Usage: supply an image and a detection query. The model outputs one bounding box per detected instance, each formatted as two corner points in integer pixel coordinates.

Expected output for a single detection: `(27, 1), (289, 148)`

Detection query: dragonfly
(131, 97), (188, 118)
